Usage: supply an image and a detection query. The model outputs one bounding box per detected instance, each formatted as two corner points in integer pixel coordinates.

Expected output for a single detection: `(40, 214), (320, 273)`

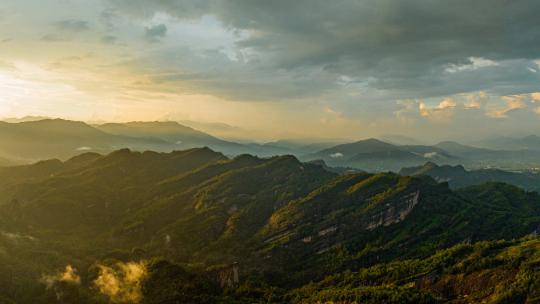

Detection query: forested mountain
(1, 148), (540, 303)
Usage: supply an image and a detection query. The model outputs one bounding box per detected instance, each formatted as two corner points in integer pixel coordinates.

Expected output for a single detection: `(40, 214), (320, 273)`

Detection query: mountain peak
(423, 161), (439, 169)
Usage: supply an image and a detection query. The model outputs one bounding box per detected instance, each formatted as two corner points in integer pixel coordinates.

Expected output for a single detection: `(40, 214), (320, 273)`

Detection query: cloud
(2, 0), (540, 140)
(94, 261), (147, 303)
(486, 95), (527, 118)
(419, 97), (457, 122)
(394, 100), (419, 124)
(502, 95), (527, 110)
(133, 45), (337, 101)
(107, 0), (540, 100)
(531, 92), (540, 102)
(445, 57), (499, 73)
(535, 107), (540, 115)
(330, 152), (343, 158)
(438, 98), (457, 109)
(41, 265), (81, 289)
(464, 91), (488, 109)
(145, 24), (167, 42)
(76, 146), (92, 151)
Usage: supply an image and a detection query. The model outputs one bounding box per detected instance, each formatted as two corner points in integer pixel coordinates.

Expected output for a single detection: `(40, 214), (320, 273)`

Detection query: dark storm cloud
(109, 0), (540, 100)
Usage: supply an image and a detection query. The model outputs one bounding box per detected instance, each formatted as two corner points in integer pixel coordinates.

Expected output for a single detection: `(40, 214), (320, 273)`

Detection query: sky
(0, 0), (539, 142)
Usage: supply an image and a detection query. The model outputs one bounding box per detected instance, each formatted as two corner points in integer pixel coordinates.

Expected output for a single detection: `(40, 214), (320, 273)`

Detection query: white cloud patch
(445, 57), (499, 73)
(419, 97), (457, 122)
(424, 152), (438, 158)
(329, 152), (343, 158)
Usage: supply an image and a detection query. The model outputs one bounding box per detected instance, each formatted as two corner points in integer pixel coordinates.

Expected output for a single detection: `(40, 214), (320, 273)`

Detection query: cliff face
(209, 263), (240, 289)
(365, 191), (420, 230)
(263, 174), (427, 240)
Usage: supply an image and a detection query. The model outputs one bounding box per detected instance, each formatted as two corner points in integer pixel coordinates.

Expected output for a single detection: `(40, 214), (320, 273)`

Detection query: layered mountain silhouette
(0, 119), (169, 161)
(3, 118), (540, 172)
(307, 138), (540, 171)
(401, 162), (540, 191)
(305, 138), (458, 171)
(0, 119), (290, 163)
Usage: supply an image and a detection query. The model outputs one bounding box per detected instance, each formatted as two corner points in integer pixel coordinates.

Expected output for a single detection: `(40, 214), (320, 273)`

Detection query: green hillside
(1, 148), (540, 303)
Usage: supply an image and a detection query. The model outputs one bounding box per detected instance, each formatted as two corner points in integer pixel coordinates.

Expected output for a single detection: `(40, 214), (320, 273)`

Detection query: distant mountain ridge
(306, 138), (540, 171)
(0, 119), (171, 161)
(400, 162), (540, 191)
(0, 119), (292, 162)
(96, 121), (246, 154)
(305, 138), (458, 171)
(2, 118), (540, 171)
(478, 135), (540, 151)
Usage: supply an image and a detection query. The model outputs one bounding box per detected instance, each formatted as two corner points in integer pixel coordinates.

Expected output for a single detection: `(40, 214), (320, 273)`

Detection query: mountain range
(307, 138), (540, 171)
(0, 119), (292, 163)
(305, 138), (457, 171)
(2, 147), (540, 303)
(477, 135), (540, 151)
(3, 118), (540, 173)
(400, 162), (540, 192)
